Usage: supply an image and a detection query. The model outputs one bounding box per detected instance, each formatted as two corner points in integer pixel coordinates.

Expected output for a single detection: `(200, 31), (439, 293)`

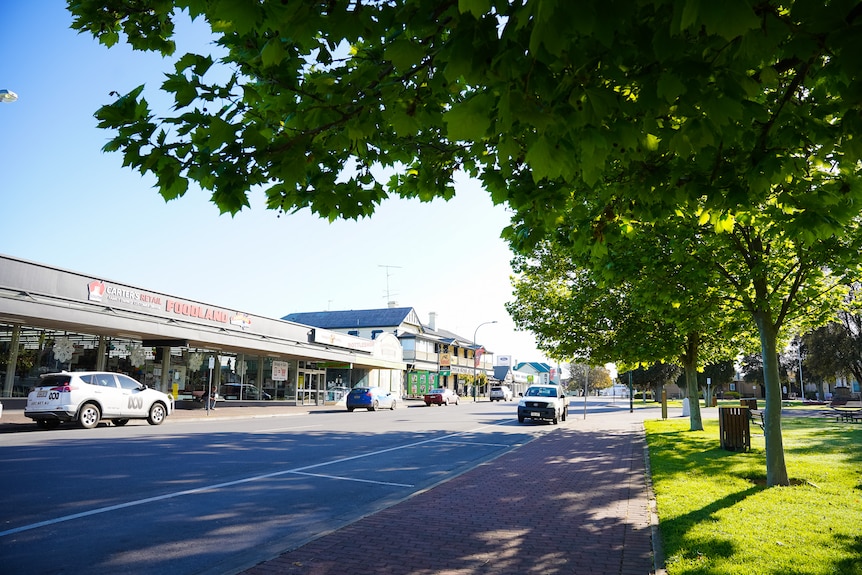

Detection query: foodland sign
(87, 280), (252, 330)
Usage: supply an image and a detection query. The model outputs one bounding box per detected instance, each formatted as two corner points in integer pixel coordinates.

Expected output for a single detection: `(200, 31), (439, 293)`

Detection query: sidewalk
(1, 401), (663, 574)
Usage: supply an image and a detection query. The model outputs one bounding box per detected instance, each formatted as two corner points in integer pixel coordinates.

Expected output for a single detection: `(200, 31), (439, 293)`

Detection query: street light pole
(798, 339), (805, 401)
(473, 320), (497, 400)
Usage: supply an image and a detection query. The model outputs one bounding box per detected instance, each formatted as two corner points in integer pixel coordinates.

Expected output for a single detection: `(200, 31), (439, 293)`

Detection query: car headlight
(517, 399), (526, 407)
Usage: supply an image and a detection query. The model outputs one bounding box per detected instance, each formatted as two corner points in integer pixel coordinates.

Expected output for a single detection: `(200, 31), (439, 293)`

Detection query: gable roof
(282, 307), (421, 330)
(515, 361), (552, 373)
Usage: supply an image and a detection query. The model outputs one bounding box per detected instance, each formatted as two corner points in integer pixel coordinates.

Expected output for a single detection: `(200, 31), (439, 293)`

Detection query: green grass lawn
(645, 416), (862, 575)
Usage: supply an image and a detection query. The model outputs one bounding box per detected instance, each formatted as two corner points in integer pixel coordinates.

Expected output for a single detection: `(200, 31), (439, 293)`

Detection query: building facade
(0, 255), (404, 405)
(283, 308), (497, 397)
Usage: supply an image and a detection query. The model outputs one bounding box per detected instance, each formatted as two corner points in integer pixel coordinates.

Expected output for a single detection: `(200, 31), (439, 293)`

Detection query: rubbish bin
(719, 407), (751, 452)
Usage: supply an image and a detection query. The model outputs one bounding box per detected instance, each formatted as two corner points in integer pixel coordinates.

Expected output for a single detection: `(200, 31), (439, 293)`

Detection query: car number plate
(37, 390), (47, 397)
(531, 412), (541, 417)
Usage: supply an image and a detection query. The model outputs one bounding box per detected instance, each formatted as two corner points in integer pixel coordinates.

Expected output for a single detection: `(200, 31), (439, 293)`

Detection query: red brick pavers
(240, 409), (657, 575)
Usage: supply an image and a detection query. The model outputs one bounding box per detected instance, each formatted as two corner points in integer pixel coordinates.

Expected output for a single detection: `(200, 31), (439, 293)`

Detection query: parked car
(220, 383), (272, 400)
(346, 387), (398, 411)
(490, 385), (513, 401)
(24, 371), (174, 429)
(517, 384), (568, 424)
(424, 387), (460, 406)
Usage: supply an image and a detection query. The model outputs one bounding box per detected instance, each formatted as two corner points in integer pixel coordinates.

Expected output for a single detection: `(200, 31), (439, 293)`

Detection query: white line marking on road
(289, 471), (413, 488)
(0, 428), (509, 538)
(252, 425), (321, 433)
(434, 439), (510, 447)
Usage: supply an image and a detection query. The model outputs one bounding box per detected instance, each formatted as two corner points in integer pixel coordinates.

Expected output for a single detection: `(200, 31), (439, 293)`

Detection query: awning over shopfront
(0, 254), (405, 372)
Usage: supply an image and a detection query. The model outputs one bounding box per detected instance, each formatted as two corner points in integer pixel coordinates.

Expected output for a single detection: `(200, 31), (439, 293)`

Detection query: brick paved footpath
(240, 408), (659, 575)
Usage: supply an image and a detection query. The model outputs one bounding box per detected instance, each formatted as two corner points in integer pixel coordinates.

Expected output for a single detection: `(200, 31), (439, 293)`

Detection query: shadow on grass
(648, 418), (862, 575)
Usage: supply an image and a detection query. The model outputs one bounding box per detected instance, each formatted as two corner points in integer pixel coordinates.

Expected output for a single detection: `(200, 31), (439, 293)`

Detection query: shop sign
(85, 279), (253, 331)
(272, 360), (289, 381)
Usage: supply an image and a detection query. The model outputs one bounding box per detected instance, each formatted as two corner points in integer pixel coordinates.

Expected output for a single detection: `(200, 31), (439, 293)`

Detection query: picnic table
(831, 407), (862, 423)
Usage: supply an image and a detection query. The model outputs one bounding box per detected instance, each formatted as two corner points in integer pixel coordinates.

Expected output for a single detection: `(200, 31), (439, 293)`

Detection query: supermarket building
(0, 254), (405, 404)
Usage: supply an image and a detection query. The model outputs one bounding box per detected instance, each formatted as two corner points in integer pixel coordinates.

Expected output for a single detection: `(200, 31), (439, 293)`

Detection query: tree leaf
(444, 94), (493, 141)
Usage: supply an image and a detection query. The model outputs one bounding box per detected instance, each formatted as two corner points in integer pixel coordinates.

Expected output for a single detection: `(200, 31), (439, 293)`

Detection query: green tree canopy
(69, 0), (862, 487)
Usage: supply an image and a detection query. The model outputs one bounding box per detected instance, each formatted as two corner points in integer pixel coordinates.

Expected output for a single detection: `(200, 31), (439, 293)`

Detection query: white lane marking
(435, 439), (511, 448)
(289, 471), (413, 488)
(0, 427), (516, 538)
(252, 424), (321, 433)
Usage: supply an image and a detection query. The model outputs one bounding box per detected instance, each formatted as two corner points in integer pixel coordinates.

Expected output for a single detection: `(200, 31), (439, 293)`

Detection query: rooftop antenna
(378, 264), (402, 305)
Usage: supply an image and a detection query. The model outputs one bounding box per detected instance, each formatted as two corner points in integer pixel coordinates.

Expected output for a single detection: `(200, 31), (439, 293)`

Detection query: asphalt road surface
(0, 400), (561, 575)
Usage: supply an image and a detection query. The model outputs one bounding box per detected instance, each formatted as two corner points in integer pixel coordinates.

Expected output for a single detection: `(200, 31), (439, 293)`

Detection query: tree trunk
(681, 333), (703, 431)
(752, 311), (790, 486)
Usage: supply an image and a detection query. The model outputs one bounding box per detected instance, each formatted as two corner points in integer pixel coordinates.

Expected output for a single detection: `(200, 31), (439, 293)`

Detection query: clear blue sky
(0, 1), (556, 367)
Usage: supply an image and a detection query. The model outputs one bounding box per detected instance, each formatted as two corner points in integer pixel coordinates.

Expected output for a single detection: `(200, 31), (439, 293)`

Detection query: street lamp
(0, 90), (18, 103)
(472, 320), (497, 400)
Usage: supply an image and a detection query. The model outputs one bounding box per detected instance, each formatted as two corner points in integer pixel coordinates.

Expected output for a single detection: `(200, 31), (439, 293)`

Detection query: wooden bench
(719, 407), (751, 451)
(749, 408), (765, 432)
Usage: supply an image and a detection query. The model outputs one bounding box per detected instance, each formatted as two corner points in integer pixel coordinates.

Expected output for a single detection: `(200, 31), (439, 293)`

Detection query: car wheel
(36, 419), (60, 430)
(444, 399), (449, 406)
(78, 403), (101, 429)
(561, 408), (567, 422)
(425, 402), (431, 407)
(369, 401), (379, 412)
(113, 419), (130, 426)
(147, 402), (167, 425)
(390, 400), (397, 410)
(552, 411), (559, 425)
(518, 415), (525, 423)
(347, 406), (355, 412)
(454, 397), (459, 405)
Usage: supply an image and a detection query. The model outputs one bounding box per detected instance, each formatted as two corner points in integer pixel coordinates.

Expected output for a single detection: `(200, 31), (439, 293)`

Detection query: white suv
(25, 371), (173, 429)
(517, 384), (568, 424)
(490, 385), (513, 401)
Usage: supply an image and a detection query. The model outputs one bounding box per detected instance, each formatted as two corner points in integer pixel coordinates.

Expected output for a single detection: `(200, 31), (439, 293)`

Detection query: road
(0, 400), (564, 575)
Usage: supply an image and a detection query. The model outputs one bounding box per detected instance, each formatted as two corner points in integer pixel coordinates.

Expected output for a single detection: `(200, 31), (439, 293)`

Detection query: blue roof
(282, 307), (416, 330)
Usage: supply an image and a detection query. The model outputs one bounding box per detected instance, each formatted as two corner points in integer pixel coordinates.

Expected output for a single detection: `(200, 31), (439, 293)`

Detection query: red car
(424, 388), (460, 406)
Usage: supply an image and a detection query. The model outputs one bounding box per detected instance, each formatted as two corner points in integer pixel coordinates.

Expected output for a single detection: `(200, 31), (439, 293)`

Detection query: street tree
(619, 363), (683, 401)
(69, 1), (862, 487)
(802, 284), (862, 394)
(696, 360), (737, 404)
(507, 223), (748, 431)
(566, 363), (612, 395)
(801, 325), (847, 400)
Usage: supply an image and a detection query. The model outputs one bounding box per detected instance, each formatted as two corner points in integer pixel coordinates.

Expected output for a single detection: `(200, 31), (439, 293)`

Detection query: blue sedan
(346, 387), (399, 412)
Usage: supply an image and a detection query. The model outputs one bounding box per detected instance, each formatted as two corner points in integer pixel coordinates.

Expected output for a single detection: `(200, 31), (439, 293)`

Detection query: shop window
(348, 330), (359, 336)
(371, 329), (383, 340)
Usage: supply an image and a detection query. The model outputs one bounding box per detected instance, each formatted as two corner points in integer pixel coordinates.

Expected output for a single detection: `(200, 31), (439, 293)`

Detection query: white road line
(435, 439), (511, 447)
(252, 424), (322, 433)
(289, 471), (413, 488)
(0, 428), (512, 538)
